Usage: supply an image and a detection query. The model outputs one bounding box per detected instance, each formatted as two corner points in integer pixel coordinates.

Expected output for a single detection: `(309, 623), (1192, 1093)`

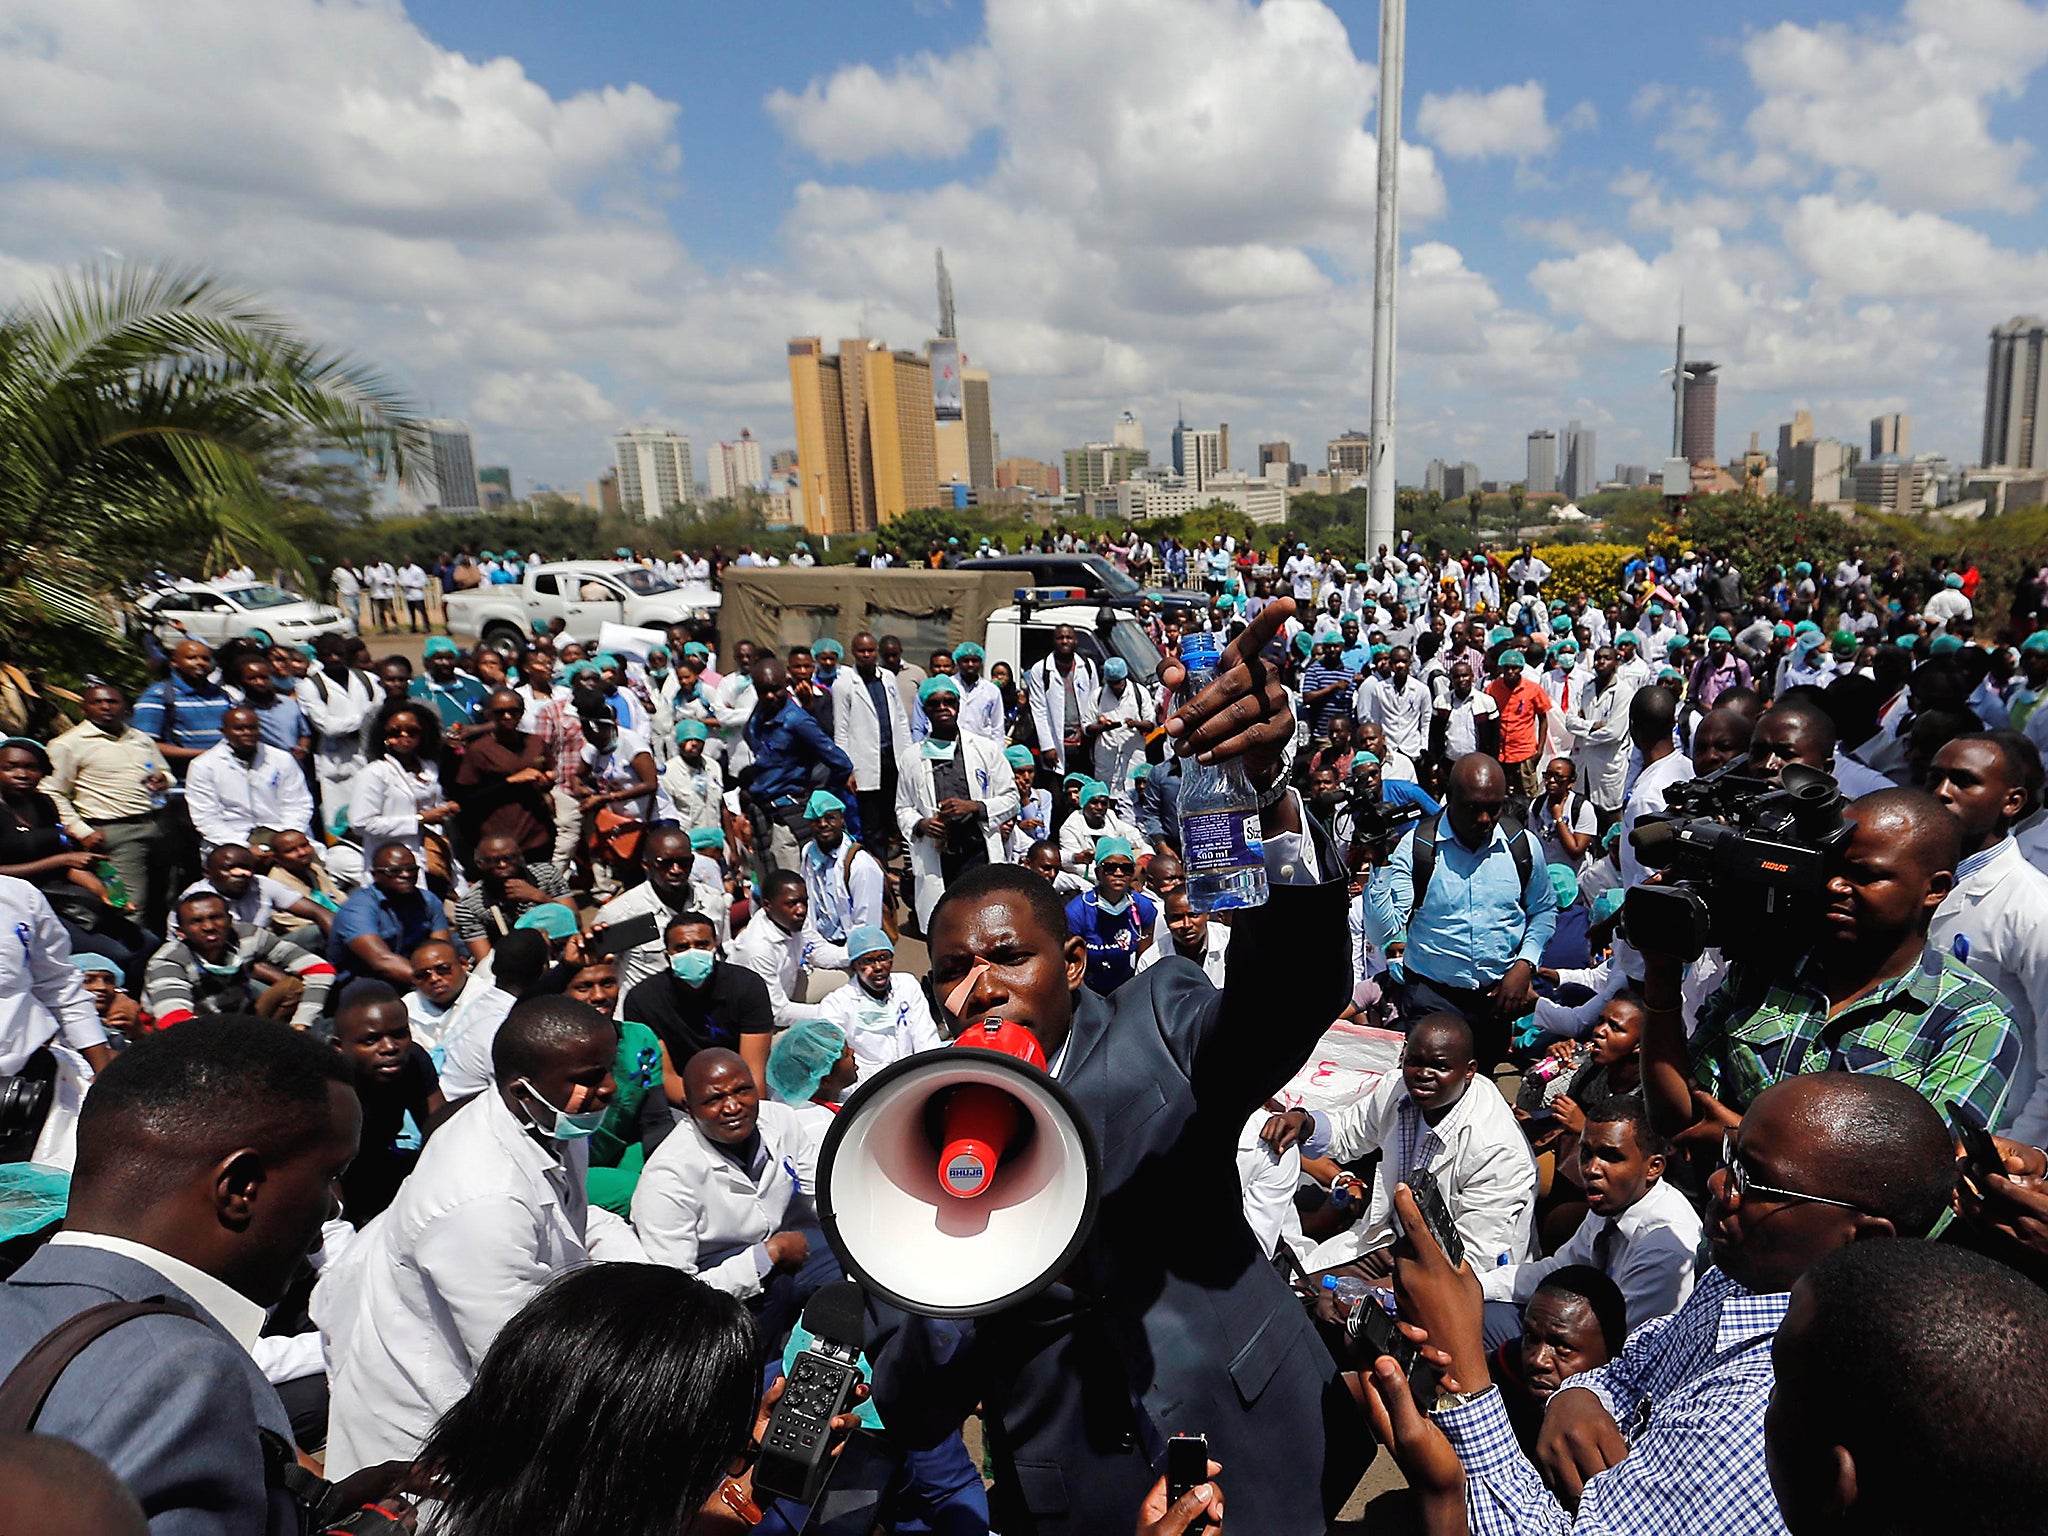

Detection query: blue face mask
(514, 1079), (605, 1141)
(670, 948), (715, 986)
(1095, 893), (1132, 916)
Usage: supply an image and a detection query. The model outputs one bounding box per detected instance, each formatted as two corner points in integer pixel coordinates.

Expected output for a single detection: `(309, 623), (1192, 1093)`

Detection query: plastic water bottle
(1174, 632), (1268, 913)
(1321, 1274), (1371, 1318)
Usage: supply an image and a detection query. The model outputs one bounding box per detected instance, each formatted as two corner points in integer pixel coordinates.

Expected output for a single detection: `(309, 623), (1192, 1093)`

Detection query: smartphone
(1165, 1434), (1211, 1533)
(1405, 1166), (1467, 1270)
(589, 911), (662, 958)
(1949, 1099), (2002, 1197)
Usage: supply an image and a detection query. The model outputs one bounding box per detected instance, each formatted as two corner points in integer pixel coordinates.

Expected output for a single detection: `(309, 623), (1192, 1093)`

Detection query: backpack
(1410, 811), (1536, 915)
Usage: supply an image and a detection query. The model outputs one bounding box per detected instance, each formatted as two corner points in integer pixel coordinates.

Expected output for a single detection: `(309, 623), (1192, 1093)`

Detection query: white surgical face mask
(1095, 893), (1132, 916)
(515, 1079), (605, 1141)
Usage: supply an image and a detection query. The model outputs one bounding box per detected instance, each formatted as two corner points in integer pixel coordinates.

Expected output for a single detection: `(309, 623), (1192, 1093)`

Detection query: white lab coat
(183, 740), (315, 852)
(895, 735), (1021, 927)
(818, 972), (946, 1080)
(631, 1100), (817, 1297)
(728, 913), (850, 1029)
(1025, 654), (1100, 773)
(660, 752), (725, 832)
(295, 667), (377, 836)
(348, 757), (443, 880)
(1932, 836), (2048, 1143)
(1236, 1108), (1308, 1263)
(832, 667), (911, 790)
(1564, 678), (1635, 812)
(0, 876), (106, 1169)
(317, 1089), (645, 1475)
(1092, 680), (1153, 813)
(1301, 1073), (1537, 1273)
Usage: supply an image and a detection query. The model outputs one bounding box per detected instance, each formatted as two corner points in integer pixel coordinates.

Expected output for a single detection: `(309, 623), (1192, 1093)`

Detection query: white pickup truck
(443, 561), (720, 654)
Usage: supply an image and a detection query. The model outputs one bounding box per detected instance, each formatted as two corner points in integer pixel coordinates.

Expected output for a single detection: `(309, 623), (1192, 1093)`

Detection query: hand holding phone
(1950, 1100), (2002, 1199)
(1165, 1434), (1214, 1535)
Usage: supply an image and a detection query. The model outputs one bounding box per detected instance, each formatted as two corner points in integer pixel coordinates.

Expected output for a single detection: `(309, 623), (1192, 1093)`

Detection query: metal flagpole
(1365, 0), (1406, 562)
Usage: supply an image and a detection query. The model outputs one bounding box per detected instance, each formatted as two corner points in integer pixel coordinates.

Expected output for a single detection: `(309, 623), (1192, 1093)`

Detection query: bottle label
(1182, 808), (1263, 875)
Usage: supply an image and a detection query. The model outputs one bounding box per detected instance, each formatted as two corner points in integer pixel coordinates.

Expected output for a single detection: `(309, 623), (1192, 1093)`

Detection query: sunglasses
(1721, 1131), (1863, 1212)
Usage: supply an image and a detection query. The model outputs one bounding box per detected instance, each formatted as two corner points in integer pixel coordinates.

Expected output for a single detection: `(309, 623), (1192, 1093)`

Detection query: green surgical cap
(1547, 864), (1579, 908)
(675, 719), (708, 743)
(814, 638), (843, 658)
(1094, 836), (1135, 863)
(514, 903), (579, 940)
(952, 641), (985, 662)
(767, 1019), (849, 1105)
(917, 675), (959, 703)
(1079, 781), (1109, 806)
(805, 789), (846, 819)
(689, 826), (725, 852)
(1005, 743), (1037, 769)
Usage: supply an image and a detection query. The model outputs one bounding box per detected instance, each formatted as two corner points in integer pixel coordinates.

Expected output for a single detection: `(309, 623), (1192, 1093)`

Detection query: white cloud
(764, 48), (1001, 165)
(1779, 194), (2048, 299)
(1739, 0), (2048, 212)
(1417, 82), (1560, 162)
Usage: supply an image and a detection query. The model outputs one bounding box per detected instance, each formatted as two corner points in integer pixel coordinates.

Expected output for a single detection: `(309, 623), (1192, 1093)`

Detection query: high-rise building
(1526, 430), (1558, 496)
(1681, 363), (1720, 464)
(1063, 443), (1150, 494)
(1562, 420), (1598, 499)
(413, 420), (480, 513)
(706, 430), (765, 502)
(1870, 413), (1910, 459)
(1778, 411), (1813, 460)
(1615, 464), (1649, 488)
(1849, 458), (1932, 517)
(1327, 431), (1371, 480)
(1172, 413), (1225, 491)
(1782, 438), (1851, 506)
(963, 369), (995, 489)
(597, 469), (621, 518)
(787, 337), (942, 535)
(995, 457), (1061, 496)
(769, 448), (799, 475)
(1113, 412), (1144, 451)
(1445, 461), (1482, 501)
(612, 428), (694, 520)
(1983, 317), (2046, 470)
(1258, 441), (1292, 473)
(477, 465), (512, 511)
(1424, 459), (1448, 496)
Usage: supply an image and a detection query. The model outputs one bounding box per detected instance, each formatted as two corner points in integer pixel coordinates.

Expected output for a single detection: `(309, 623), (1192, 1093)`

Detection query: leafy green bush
(1676, 495), (1852, 597)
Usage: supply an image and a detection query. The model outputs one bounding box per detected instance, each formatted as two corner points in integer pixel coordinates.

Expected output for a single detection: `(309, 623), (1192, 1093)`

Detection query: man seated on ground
(71, 952), (143, 1049)
(729, 869), (849, 1030)
(622, 912), (775, 1093)
(318, 995), (646, 1476)
(433, 928), (557, 1102)
(1640, 787), (2021, 1142)
(817, 924), (945, 1078)
(1481, 1097), (1701, 1343)
(1057, 778), (1145, 875)
(330, 844), (451, 990)
(1374, 754), (1557, 1067)
(450, 831), (574, 959)
(142, 890), (333, 1031)
(253, 828), (348, 929)
(1487, 1266), (1628, 1459)
(1366, 1073), (1958, 1536)
(630, 1047), (837, 1354)
(404, 938), (483, 1066)
(1264, 1012), (1536, 1282)
(331, 980), (445, 1228)
(595, 825), (707, 996)
(180, 841), (332, 946)
(1021, 836), (1087, 897)
(1135, 883), (1232, 988)
(0, 1018), (359, 1535)
(1066, 836), (1158, 996)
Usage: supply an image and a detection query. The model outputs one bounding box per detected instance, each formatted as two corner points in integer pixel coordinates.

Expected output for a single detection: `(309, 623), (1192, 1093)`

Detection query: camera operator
(1330, 750), (1438, 866)
(1636, 786), (2021, 1142)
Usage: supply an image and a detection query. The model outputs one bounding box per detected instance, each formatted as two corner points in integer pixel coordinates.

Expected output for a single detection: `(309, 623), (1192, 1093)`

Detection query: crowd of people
(4, 525), (2048, 1535)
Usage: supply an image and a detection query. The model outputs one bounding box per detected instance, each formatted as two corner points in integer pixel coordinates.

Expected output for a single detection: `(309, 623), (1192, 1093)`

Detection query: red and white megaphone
(816, 1018), (1101, 1317)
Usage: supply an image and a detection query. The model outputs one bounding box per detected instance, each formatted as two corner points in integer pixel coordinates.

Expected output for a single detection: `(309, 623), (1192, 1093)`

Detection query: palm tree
(0, 262), (418, 682)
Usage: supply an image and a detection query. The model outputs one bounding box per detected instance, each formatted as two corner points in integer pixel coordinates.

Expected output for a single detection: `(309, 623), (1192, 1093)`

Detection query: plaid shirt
(1436, 1267), (1789, 1535)
(1688, 944), (2018, 1129)
(530, 696), (586, 775)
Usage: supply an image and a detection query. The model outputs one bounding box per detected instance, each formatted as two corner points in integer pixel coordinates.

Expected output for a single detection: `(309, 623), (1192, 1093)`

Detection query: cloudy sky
(4, 0), (2045, 491)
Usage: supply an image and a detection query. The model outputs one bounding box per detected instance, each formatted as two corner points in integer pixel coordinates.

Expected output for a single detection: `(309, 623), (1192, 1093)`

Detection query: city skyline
(5, 0), (2045, 493)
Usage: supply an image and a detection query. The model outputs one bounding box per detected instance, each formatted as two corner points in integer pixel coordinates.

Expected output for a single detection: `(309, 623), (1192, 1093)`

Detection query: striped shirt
(1436, 1267), (1790, 1535)
(142, 922), (334, 1031)
(1688, 944), (2019, 1128)
(133, 674), (233, 758)
(1299, 662), (1356, 735)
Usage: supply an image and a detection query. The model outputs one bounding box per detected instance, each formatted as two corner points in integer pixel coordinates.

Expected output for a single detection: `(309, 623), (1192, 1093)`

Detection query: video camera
(1623, 757), (1852, 963)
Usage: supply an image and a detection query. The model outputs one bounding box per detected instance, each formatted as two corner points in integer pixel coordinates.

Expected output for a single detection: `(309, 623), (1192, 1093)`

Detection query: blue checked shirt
(1435, 1267), (1789, 1535)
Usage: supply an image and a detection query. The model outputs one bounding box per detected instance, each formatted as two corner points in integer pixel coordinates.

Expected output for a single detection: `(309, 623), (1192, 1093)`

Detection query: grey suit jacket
(0, 1243), (300, 1536)
(870, 862), (1369, 1536)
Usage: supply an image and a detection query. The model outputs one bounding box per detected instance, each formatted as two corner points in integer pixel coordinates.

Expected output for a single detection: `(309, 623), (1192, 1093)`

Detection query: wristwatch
(1431, 1385), (1491, 1415)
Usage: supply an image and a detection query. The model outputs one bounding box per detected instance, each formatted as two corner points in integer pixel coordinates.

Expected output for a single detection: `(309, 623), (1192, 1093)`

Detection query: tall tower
(935, 247), (957, 341)
(1984, 316), (2046, 469)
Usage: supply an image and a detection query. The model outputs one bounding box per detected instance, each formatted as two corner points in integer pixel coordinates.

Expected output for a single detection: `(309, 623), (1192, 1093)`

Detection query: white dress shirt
(1135, 920), (1232, 988)
(1235, 1109), (1308, 1263)
(433, 984), (521, 1100)
(184, 740), (315, 852)
(0, 875), (109, 1075)
(1932, 835), (2048, 1143)
(316, 1089), (644, 1476)
(1479, 1175), (1703, 1331)
(728, 914), (850, 1029)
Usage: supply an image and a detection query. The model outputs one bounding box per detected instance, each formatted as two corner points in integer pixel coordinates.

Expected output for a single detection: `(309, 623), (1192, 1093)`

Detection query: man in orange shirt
(1486, 647), (1555, 800)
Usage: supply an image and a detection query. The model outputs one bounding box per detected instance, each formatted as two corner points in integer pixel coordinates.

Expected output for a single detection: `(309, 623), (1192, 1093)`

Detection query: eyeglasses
(1720, 1131), (1864, 1211)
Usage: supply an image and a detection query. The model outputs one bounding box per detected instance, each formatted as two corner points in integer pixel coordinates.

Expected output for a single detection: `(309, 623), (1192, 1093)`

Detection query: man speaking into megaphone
(863, 598), (1370, 1536)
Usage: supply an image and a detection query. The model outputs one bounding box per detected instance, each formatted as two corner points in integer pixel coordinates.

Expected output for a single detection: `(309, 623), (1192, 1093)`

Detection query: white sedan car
(137, 580), (356, 648)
